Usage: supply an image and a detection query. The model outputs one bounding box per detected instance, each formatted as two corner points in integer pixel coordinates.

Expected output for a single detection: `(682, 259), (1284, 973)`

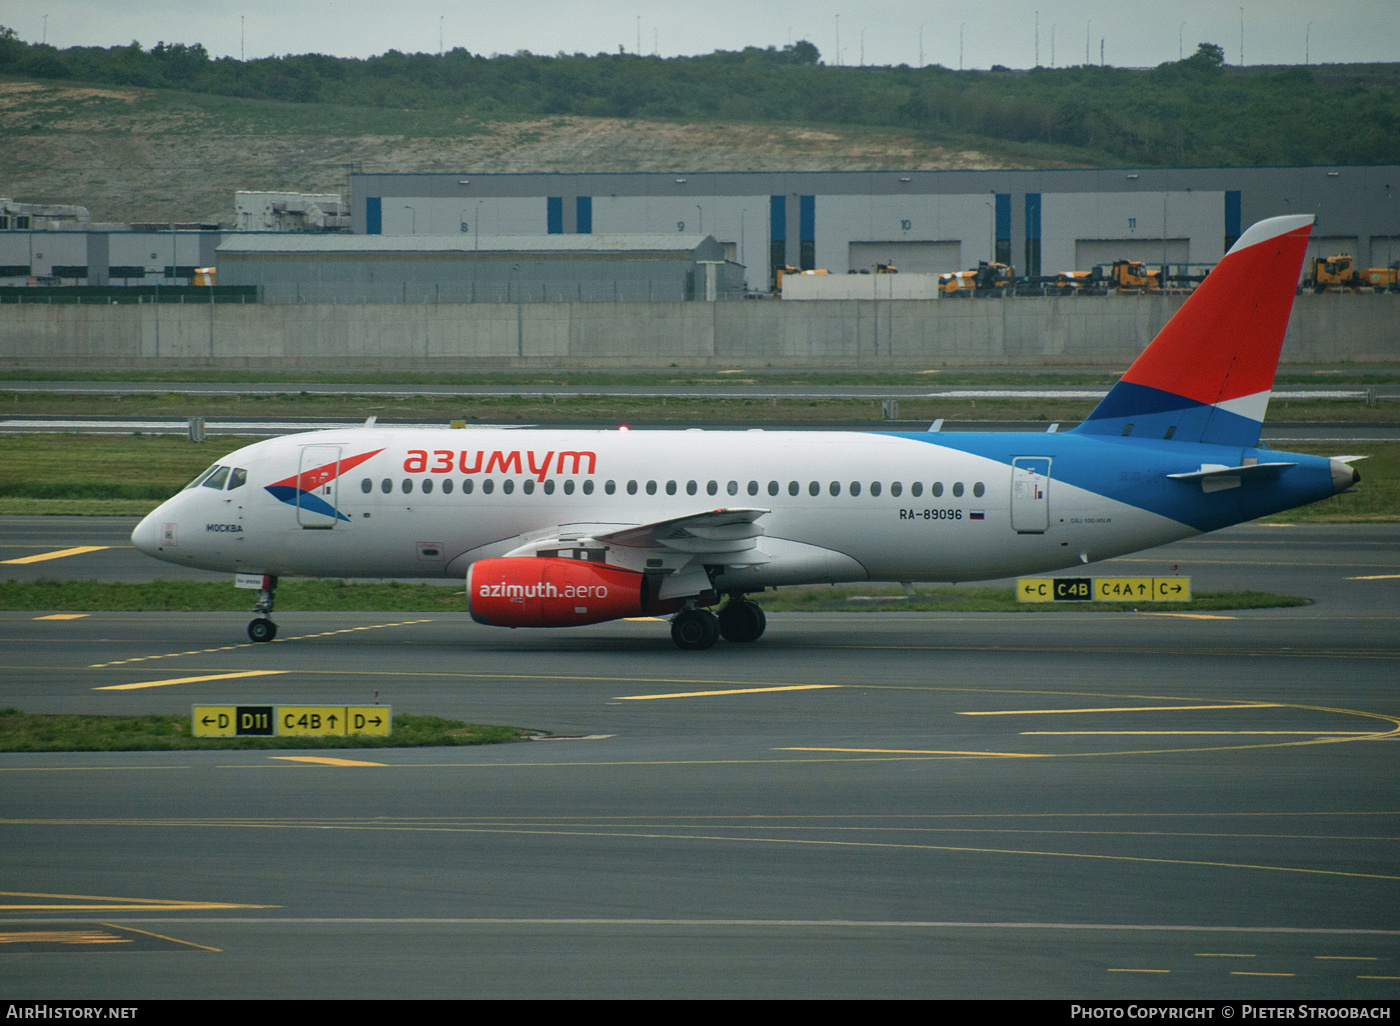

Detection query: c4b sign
(1017, 577), (1191, 603)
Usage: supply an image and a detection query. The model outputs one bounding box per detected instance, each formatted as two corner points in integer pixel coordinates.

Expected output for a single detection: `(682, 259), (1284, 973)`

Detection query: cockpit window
(228, 468), (247, 490)
(202, 466), (231, 490)
(184, 465), (219, 490)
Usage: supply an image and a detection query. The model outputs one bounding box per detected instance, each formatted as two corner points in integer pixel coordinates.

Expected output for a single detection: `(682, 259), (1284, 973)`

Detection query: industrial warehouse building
(351, 166), (1400, 291)
(215, 234), (744, 303)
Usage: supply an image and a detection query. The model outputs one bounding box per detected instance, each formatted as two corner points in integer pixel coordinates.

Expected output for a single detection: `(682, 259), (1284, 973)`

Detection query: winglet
(1076, 214), (1313, 446)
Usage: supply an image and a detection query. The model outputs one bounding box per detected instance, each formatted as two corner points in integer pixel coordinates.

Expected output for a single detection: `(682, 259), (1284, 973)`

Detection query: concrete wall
(0, 294), (1395, 371)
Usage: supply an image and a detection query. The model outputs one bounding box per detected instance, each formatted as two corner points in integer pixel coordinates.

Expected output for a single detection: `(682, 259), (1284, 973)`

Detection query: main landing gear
(247, 575), (278, 643)
(670, 595), (767, 651)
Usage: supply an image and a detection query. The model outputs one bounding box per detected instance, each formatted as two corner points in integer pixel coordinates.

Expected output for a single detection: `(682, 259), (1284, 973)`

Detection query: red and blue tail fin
(1077, 214), (1313, 447)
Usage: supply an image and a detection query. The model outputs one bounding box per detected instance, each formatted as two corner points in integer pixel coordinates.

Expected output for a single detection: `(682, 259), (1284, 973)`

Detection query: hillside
(1, 80), (1069, 224)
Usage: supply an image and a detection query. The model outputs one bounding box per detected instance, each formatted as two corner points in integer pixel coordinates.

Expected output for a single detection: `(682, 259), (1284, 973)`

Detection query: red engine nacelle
(466, 557), (681, 628)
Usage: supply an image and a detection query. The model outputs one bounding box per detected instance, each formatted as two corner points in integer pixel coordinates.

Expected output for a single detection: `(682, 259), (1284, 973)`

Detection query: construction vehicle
(1307, 254), (1361, 293)
(192, 267), (216, 286)
(939, 261), (1013, 296)
(1105, 260), (1162, 293)
(1359, 264), (1400, 292)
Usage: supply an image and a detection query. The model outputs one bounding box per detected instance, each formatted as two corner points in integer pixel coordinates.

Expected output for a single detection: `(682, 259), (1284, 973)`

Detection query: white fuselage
(132, 427), (1195, 588)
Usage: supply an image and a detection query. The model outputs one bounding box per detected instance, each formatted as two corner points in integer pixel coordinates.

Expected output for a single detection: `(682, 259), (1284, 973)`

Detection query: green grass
(0, 708), (531, 752)
(753, 585), (1308, 613)
(0, 433), (226, 502)
(1258, 443), (1400, 522)
(0, 580), (1306, 614)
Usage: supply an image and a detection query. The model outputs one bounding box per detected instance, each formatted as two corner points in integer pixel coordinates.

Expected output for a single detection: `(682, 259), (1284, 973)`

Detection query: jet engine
(466, 558), (681, 628)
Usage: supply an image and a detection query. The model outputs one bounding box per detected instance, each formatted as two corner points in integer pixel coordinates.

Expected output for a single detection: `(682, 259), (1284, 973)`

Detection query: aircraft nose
(131, 509), (161, 555)
(1329, 458), (1361, 495)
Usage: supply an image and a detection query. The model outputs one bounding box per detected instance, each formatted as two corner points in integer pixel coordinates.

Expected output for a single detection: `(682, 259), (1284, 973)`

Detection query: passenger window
(932, 482), (944, 497)
(768, 481), (779, 496)
(381, 478), (393, 494)
(727, 481), (738, 496)
(605, 480), (616, 495)
(463, 479), (474, 494)
(523, 479), (535, 494)
(849, 481), (861, 497)
(361, 478), (372, 494)
(482, 479), (494, 494)
(228, 468), (247, 490)
(627, 480), (638, 495)
(809, 481), (820, 496)
(973, 482), (985, 497)
(870, 482), (882, 497)
(443, 479), (454, 495)
(890, 481), (902, 497)
(666, 480), (676, 495)
(646, 480), (657, 495)
(421, 479), (433, 494)
(829, 481), (841, 496)
(687, 480), (697, 496)
(202, 466), (230, 490)
(707, 480), (718, 496)
(402, 479), (413, 494)
(747, 481), (759, 496)
(911, 482), (923, 497)
(952, 482), (964, 497)
(185, 465), (219, 490)
(543, 480), (555, 495)
(788, 481), (799, 496)
(503, 479), (515, 495)
(583, 479), (594, 495)
(564, 480), (575, 495)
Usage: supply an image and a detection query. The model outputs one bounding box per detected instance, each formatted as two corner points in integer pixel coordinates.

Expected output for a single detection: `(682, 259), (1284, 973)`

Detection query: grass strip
(0, 709), (530, 752)
(0, 580), (1306, 614)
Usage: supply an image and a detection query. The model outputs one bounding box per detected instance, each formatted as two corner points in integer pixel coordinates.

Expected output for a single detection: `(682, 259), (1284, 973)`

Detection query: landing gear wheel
(718, 599), (766, 643)
(247, 618), (277, 643)
(671, 608), (720, 651)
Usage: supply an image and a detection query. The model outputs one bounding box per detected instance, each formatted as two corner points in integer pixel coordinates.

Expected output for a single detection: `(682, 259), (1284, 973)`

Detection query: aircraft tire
(671, 609), (719, 651)
(248, 618), (277, 643)
(718, 600), (766, 643)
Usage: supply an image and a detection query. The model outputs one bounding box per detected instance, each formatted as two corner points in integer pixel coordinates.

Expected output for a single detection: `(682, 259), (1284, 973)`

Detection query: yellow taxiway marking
(1349, 574), (1400, 581)
(33, 613), (88, 620)
(1140, 613), (1235, 620)
(102, 922), (221, 952)
(1022, 731), (1372, 736)
(959, 704), (1279, 716)
(88, 619), (435, 667)
(779, 747), (1039, 758)
(1316, 956), (1379, 961)
(1232, 972), (1295, 977)
(1108, 969), (1170, 973)
(615, 684), (843, 700)
(1, 545), (109, 565)
(269, 756), (386, 767)
(0, 930), (130, 945)
(623, 616), (662, 621)
(1196, 952), (1255, 957)
(95, 669), (285, 691)
(1358, 976), (1400, 980)
(0, 890), (273, 912)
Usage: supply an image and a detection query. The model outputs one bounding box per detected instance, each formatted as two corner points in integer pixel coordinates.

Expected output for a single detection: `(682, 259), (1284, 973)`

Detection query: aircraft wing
(501, 507), (773, 580)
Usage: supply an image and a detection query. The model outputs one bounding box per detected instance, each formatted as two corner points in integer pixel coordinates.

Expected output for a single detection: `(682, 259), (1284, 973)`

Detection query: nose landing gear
(247, 575), (278, 643)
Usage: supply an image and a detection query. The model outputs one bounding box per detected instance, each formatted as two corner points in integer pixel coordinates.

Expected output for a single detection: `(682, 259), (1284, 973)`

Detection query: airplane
(132, 214), (1361, 650)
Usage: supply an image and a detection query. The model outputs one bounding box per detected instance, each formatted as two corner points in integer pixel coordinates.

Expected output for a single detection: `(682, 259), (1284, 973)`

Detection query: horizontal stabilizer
(1167, 461), (1296, 493)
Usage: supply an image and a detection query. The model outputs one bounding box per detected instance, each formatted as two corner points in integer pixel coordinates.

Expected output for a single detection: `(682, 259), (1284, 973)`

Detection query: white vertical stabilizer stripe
(1226, 214), (1314, 255)
(1214, 390), (1271, 423)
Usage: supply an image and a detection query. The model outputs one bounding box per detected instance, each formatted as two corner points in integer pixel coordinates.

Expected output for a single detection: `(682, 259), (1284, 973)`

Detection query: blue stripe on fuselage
(887, 431), (1336, 532)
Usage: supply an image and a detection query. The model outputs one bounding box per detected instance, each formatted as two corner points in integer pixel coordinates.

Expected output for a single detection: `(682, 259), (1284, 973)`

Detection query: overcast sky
(7, 0), (1399, 69)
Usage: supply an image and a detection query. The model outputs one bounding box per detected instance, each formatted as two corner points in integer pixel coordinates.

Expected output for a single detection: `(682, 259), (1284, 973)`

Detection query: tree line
(2, 28), (1396, 167)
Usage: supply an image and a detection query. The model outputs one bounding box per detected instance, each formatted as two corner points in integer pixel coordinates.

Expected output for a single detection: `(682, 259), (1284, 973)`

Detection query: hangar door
(1074, 239), (1189, 271)
(848, 240), (961, 274)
